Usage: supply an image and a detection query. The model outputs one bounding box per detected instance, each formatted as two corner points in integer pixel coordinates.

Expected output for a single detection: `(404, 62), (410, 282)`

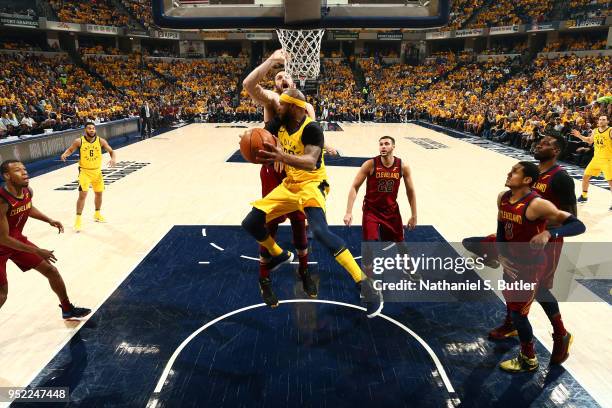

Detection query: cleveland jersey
(498, 190), (548, 269)
(593, 126), (612, 159)
(0, 187), (32, 240)
(498, 190), (546, 243)
(276, 116), (327, 184)
(532, 164), (564, 209)
(79, 135), (103, 170)
(363, 156), (402, 216)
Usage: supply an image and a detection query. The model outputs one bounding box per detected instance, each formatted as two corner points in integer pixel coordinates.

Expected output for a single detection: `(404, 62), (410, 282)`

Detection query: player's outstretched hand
(258, 142), (284, 163)
(108, 159), (116, 167)
(570, 129), (582, 139)
(407, 216), (417, 231)
(530, 230), (551, 250)
(269, 49), (287, 65)
(36, 248), (57, 263)
(49, 220), (64, 233)
(343, 213), (352, 226)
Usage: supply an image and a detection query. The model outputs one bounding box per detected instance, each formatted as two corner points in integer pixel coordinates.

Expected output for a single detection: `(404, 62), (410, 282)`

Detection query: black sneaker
(61, 304), (92, 319)
(259, 277), (279, 308)
(358, 278), (384, 318)
(299, 269), (318, 298)
(577, 196), (588, 204)
(267, 250), (294, 273)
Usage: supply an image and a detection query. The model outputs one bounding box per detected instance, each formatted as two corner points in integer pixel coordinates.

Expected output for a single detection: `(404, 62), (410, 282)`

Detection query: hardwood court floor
(0, 123), (610, 407)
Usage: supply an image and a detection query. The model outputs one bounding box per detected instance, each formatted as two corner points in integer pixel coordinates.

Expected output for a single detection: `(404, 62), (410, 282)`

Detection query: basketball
(240, 128), (276, 164)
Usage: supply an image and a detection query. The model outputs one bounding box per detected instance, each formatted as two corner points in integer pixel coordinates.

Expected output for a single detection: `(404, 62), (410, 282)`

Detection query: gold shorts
(584, 157), (612, 180)
(252, 179), (329, 223)
(78, 168), (104, 193)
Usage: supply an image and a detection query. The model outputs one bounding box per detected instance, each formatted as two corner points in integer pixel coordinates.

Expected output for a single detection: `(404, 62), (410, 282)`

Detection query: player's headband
(280, 93), (307, 109)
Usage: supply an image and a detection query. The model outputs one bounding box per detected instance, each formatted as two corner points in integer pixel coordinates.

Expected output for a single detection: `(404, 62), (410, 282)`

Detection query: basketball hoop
(276, 28), (325, 84)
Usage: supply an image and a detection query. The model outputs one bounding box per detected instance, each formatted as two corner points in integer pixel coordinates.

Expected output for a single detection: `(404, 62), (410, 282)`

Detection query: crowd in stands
(1, 24), (609, 173)
(121, 0), (153, 29)
(148, 57), (247, 121)
(84, 54), (168, 101)
(0, 53), (127, 137)
(482, 41), (528, 55)
(467, 0), (554, 28)
(542, 35), (608, 52)
(0, 40), (46, 51)
(445, 0), (485, 30)
(316, 59), (362, 121)
(49, 0), (130, 26)
(412, 54), (610, 165)
(564, 0), (611, 19)
(80, 45), (122, 55)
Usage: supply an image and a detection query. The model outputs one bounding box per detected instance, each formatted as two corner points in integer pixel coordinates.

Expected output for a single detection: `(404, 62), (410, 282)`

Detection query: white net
(276, 28), (325, 82)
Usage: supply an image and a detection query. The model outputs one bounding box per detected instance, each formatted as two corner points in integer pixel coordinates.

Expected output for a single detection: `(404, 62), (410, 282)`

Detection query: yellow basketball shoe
(74, 215), (82, 232)
(94, 211), (106, 223)
(500, 352), (539, 373)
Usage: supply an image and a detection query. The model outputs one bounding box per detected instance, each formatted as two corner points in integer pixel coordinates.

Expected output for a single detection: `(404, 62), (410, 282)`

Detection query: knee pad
(242, 208), (268, 241)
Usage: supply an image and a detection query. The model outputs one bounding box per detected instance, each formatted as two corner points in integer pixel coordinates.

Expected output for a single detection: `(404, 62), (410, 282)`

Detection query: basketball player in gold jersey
(60, 122), (116, 232)
(571, 115), (612, 210)
(241, 89), (383, 317)
(242, 49), (337, 306)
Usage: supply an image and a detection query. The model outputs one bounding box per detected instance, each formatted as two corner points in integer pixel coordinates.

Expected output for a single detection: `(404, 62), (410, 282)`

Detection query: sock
(95, 209), (101, 215)
(258, 236), (282, 257)
(298, 253), (308, 274)
(259, 261), (270, 279)
(521, 341), (536, 359)
(60, 298), (72, 312)
(75, 214), (82, 220)
(334, 248), (363, 282)
(550, 313), (567, 336)
(581, 191), (588, 198)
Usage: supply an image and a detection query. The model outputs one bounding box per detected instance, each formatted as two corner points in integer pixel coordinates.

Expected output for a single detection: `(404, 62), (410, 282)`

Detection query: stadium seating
(467, 0), (555, 28)
(0, 53), (125, 137)
(49, 0), (130, 26)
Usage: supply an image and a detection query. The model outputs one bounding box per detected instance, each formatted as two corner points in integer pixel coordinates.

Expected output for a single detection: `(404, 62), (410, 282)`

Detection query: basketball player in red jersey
(0, 160), (91, 319)
(464, 132), (577, 366)
(344, 136), (417, 240)
(495, 161), (584, 373)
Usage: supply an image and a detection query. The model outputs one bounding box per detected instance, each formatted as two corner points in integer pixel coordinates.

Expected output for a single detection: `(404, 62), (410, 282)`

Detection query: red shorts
(363, 210), (404, 242)
(0, 236), (44, 286)
(539, 237), (563, 289)
(502, 252), (547, 316)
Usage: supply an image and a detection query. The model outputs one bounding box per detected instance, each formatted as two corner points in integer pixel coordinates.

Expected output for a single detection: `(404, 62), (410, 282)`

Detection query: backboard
(152, 0), (449, 30)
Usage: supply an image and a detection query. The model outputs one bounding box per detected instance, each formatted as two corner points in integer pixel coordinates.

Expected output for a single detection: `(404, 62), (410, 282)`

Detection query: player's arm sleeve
(264, 118), (281, 136)
(551, 172), (577, 216)
(301, 123), (324, 148)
